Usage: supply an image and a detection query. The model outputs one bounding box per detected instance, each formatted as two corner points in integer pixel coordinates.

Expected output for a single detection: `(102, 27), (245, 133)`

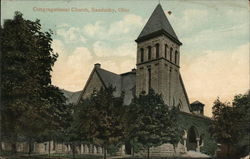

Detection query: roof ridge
(95, 67), (121, 94)
(96, 67), (120, 76)
(120, 70), (136, 75)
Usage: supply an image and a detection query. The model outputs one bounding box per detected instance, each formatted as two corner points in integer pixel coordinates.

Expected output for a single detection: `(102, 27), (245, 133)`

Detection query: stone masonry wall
(136, 35), (190, 112)
(81, 70), (104, 100)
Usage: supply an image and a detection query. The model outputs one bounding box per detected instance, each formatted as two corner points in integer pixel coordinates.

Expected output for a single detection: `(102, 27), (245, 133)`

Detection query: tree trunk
(11, 142), (17, 156)
(173, 145), (176, 156)
(10, 134), (17, 156)
(28, 140), (33, 159)
(227, 144), (230, 159)
(103, 146), (107, 159)
(48, 141), (51, 158)
(71, 144), (76, 159)
(132, 145), (134, 157)
(131, 139), (134, 157)
(147, 146), (150, 159)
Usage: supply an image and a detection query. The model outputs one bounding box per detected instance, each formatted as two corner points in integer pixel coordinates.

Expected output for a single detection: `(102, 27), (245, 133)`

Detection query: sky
(1, 0), (249, 116)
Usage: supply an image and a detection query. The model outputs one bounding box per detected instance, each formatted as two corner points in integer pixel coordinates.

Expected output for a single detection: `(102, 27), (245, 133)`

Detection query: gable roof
(136, 4), (181, 45)
(95, 67), (121, 94)
(77, 64), (136, 105)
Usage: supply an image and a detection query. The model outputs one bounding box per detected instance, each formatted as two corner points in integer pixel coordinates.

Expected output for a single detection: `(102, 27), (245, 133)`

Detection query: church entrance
(187, 126), (199, 151)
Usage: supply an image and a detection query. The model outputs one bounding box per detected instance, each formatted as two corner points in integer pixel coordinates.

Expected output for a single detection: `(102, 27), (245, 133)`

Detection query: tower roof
(191, 100), (205, 106)
(136, 4), (182, 45)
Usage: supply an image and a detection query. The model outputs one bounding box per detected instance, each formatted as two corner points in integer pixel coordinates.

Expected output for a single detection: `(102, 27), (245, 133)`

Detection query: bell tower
(135, 4), (190, 112)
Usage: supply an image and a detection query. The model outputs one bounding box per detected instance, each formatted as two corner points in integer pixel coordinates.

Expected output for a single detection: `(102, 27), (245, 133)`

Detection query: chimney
(94, 63), (101, 68)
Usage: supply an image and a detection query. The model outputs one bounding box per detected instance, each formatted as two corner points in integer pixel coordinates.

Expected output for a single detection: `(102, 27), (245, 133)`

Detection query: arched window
(155, 43), (160, 58)
(170, 47), (173, 62)
(140, 48), (144, 62)
(164, 44), (168, 58)
(148, 46), (152, 60)
(175, 51), (178, 64)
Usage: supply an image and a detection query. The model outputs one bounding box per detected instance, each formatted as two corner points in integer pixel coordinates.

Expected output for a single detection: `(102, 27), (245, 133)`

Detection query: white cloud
(67, 47), (93, 69)
(180, 9), (208, 30)
(56, 26), (87, 43)
(116, 42), (137, 57)
(83, 21), (104, 37)
(93, 41), (111, 57)
(108, 14), (145, 35)
(224, 7), (248, 23)
(168, 7), (248, 43)
(182, 22), (248, 47)
(98, 59), (135, 75)
(82, 14), (145, 40)
(120, 59), (136, 72)
(51, 40), (94, 91)
(101, 61), (120, 73)
(52, 39), (64, 55)
(168, 9), (208, 33)
(182, 43), (249, 116)
(52, 14), (143, 91)
(57, 23), (70, 28)
(51, 39), (136, 91)
(93, 41), (136, 57)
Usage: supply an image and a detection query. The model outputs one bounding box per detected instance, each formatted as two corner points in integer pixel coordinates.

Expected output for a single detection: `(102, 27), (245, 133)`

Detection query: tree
(210, 92), (250, 158)
(165, 106), (182, 154)
(123, 101), (143, 157)
(76, 87), (126, 159)
(38, 87), (72, 158)
(232, 91), (250, 157)
(1, 11), (67, 154)
(128, 89), (182, 158)
(210, 98), (240, 158)
(129, 90), (161, 158)
(65, 100), (93, 159)
(64, 111), (80, 159)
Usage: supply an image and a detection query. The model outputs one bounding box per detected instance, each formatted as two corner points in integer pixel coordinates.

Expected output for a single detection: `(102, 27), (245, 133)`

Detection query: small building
(190, 101), (205, 115)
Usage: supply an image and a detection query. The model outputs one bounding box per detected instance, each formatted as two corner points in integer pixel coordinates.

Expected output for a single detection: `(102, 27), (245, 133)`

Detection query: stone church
(77, 4), (216, 156)
(1, 4), (216, 157)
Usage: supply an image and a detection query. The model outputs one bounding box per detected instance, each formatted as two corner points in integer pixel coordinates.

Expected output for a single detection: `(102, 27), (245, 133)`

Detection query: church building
(78, 4), (216, 156)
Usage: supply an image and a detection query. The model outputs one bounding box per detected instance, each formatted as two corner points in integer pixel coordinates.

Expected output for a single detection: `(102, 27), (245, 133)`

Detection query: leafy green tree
(76, 87), (126, 159)
(66, 99), (94, 159)
(232, 91), (250, 157)
(38, 90), (72, 158)
(128, 89), (182, 158)
(128, 90), (158, 158)
(164, 106), (182, 153)
(64, 120), (81, 159)
(123, 103), (143, 156)
(1, 11), (67, 154)
(210, 98), (240, 158)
